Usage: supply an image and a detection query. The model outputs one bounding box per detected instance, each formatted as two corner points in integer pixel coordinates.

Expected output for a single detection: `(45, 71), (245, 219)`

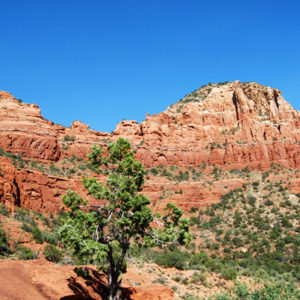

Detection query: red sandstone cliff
(114, 81), (300, 168)
(1, 81), (299, 169)
(0, 81), (299, 213)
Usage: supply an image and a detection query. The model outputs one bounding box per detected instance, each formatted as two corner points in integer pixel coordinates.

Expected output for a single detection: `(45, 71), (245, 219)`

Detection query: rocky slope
(1, 81), (299, 168)
(0, 81), (299, 213)
(0, 259), (173, 300)
(131, 81), (300, 168)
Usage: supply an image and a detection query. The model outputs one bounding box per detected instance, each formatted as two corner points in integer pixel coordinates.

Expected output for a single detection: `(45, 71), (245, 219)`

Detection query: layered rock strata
(0, 81), (299, 212)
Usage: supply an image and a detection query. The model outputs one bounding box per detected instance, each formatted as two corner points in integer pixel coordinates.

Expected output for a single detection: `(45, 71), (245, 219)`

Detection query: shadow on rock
(60, 268), (134, 300)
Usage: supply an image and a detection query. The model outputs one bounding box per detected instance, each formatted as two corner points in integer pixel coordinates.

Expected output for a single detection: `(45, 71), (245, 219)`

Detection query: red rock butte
(0, 81), (299, 168)
(0, 81), (299, 213)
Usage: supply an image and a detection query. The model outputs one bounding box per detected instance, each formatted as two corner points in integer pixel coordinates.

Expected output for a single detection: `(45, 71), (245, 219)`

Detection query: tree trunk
(108, 246), (121, 300)
(108, 272), (121, 300)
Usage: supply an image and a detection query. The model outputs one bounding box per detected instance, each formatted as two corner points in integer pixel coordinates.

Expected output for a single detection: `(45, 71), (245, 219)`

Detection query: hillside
(0, 81), (299, 213)
(0, 81), (300, 299)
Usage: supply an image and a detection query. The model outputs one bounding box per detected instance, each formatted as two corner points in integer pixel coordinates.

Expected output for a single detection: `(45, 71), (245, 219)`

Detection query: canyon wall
(0, 81), (299, 212)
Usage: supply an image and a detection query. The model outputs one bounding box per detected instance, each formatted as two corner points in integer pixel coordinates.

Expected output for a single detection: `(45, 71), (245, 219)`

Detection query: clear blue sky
(1, 0), (299, 132)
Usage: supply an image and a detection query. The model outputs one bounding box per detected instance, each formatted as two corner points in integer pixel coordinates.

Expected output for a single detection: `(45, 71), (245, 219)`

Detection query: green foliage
(16, 245), (35, 260)
(43, 244), (62, 263)
(264, 199), (274, 206)
(0, 204), (10, 216)
(221, 267), (237, 280)
(212, 281), (299, 300)
(0, 147), (27, 168)
(0, 221), (11, 257)
(49, 162), (60, 173)
(77, 164), (87, 171)
(63, 135), (75, 142)
(59, 138), (191, 299)
(14, 208), (35, 225)
(74, 267), (90, 279)
(193, 179), (300, 283)
(32, 227), (44, 244)
(154, 250), (188, 270)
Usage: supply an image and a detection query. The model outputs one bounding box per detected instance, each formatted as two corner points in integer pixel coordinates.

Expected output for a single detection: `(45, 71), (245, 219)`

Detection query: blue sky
(1, 0), (299, 132)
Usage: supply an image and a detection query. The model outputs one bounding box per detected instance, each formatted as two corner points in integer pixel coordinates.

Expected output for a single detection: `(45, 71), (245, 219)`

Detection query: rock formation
(116, 81), (300, 168)
(0, 81), (299, 213)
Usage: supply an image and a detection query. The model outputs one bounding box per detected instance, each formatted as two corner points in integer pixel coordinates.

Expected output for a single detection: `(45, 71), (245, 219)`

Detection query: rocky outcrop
(0, 81), (299, 213)
(0, 93), (60, 161)
(1, 82), (299, 169)
(116, 81), (300, 168)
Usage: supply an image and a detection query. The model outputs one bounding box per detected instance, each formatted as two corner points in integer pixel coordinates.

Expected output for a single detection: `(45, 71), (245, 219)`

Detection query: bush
(43, 244), (62, 263)
(189, 251), (209, 268)
(190, 271), (206, 284)
(154, 250), (188, 270)
(77, 164), (87, 171)
(49, 162), (60, 173)
(0, 204), (10, 216)
(17, 246), (35, 260)
(21, 223), (34, 233)
(14, 208), (36, 225)
(63, 135), (75, 142)
(32, 227), (44, 244)
(0, 223), (11, 257)
(233, 283), (249, 297)
(74, 267), (90, 279)
(221, 267), (237, 280)
(213, 282), (299, 300)
(264, 199), (274, 206)
(42, 232), (58, 245)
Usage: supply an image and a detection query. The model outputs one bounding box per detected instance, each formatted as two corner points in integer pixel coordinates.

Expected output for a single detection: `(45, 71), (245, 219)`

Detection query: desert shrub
(233, 283), (249, 297)
(264, 199), (274, 206)
(42, 232), (58, 245)
(252, 181), (259, 187)
(212, 293), (234, 300)
(74, 267), (90, 279)
(154, 250), (188, 270)
(21, 223), (34, 233)
(189, 206), (199, 213)
(221, 267), (237, 280)
(49, 162), (60, 173)
(153, 277), (168, 284)
(150, 168), (158, 176)
(190, 271), (206, 284)
(66, 168), (76, 176)
(285, 200), (292, 207)
(204, 258), (222, 273)
(0, 204), (10, 216)
(77, 164), (87, 171)
(17, 245), (35, 260)
(250, 282), (299, 299)
(190, 216), (201, 227)
(189, 251), (209, 268)
(0, 223), (11, 257)
(63, 135), (75, 142)
(248, 195), (257, 206)
(32, 227), (44, 244)
(212, 282), (299, 299)
(43, 244), (62, 263)
(14, 208), (36, 225)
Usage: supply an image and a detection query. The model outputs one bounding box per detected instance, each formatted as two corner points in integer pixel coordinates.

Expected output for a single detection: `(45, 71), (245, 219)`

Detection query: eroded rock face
(0, 157), (20, 211)
(3, 81), (298, 169)
(0, 93), (60, 161)
(122, 81), (300, 168)
(0, 81), (299, 213)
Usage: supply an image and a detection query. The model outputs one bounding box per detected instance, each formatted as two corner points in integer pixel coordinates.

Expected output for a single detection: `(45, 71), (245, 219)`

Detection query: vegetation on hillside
(0, 145), (299, 298)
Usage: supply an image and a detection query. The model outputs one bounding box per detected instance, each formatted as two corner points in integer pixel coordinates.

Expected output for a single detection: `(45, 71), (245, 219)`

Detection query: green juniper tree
(59, 138), (191, 300)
